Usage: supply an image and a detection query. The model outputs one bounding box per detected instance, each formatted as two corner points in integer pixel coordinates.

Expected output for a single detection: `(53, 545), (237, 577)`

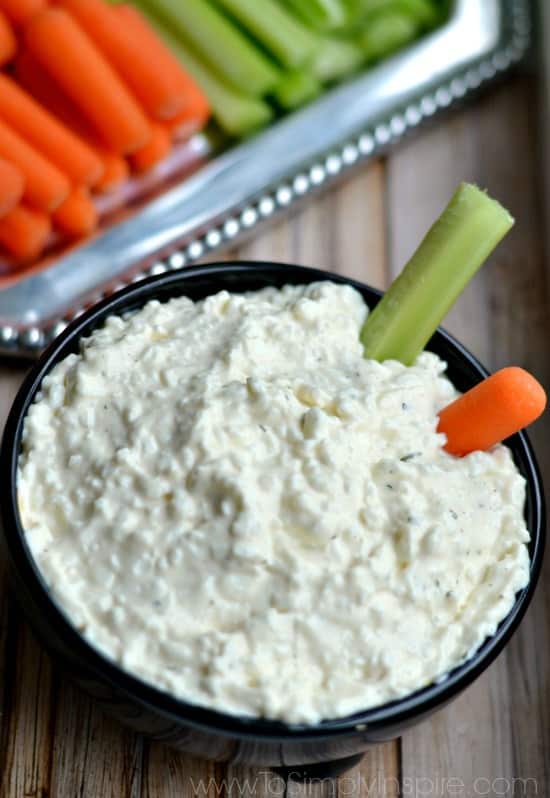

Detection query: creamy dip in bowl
(1, 263), (544, 772)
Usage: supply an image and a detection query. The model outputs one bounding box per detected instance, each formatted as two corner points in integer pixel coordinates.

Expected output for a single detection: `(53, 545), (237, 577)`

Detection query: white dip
(18, 282), (530, 724)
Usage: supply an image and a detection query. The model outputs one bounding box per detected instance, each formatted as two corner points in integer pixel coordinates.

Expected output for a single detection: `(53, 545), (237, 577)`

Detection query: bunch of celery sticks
(117, 0), (450, 138)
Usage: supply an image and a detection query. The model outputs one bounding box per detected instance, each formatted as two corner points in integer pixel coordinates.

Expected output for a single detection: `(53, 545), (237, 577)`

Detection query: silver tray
(0, 0), (530, 358)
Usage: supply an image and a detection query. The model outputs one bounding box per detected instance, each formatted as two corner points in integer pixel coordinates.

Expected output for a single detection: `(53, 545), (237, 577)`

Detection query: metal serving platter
(0, 0), (531, 358)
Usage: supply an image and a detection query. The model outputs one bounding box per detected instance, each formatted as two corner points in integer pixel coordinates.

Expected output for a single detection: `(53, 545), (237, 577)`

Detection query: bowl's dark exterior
(0, 263), (545, 775)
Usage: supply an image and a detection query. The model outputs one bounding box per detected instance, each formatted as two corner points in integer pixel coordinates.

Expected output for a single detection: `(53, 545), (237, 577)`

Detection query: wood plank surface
(388, 78), (550, 798)
(0, 75), (547, 797)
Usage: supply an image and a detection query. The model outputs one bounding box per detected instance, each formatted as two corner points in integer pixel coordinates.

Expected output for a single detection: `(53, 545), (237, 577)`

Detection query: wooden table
(1, 74), (548, 797)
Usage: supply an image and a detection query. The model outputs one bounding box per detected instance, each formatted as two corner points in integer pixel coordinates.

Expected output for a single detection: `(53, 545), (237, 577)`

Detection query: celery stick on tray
(272, 70), (321, 110)
(137, 0), (280, 96)
(283, 0), (350, 31)
(142, 13), (273, 136)
(347, 0), (439, 29)
(213, 0), (364, 83)
(360, 183), (514, 364)
(212, 0), (321, 69)
(361, 11), (419, 61)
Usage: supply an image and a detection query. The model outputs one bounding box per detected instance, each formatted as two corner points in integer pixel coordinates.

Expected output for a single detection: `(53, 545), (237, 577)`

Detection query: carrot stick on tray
(94, 152), (129, 192)
(0, 159), (24, 217)
(24, 8), (151, 154)
(56, 0), (207, 122)
(162, 110), (204, 141)
(0, 0), (46, 26)
(0, 117), (70, 212)
(129, 123), (171, 172)
(115, 4), (210, 127)
(0, 204), (51, 260)
(0, 74), (103, 187)
(53, 186), (98, 237)
(438, 367), (546, 456)
(0, 10), (16, 65)
(14, 49), (129, 191)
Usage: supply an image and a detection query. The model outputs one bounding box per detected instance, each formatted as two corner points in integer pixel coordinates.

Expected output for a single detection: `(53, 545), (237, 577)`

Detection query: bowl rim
(1, 261), (545, 741)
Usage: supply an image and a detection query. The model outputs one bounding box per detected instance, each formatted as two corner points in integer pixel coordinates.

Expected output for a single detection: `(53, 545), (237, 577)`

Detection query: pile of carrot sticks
(0, 0), (210, 263)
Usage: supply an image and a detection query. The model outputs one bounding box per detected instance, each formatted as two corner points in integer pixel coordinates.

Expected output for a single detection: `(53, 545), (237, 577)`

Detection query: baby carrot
(57, 0), (199, 121)
(15, 51), (129, 193)
(0, 10), (16, 64)
(0, 159), (24, 217)
(94, 152), (129, 192)
(437, 367), (547, 456)
(0, 118), (70, 212)
(129, 123), (171, 172)
(0, 203), (51, 260)
(53, 186), (98, 237)
(0, 0), (46, 26)
(115, 5), (210, 126)
(163, 111), (205, 141)
(24, 8), (151, 154)
(15, 48), (81, 121)
(0, 74), (103, 187)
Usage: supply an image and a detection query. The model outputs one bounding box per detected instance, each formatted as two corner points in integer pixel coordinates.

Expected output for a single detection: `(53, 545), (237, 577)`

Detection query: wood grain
(388, 78), (550, 797)
(0, 75), (547, 797)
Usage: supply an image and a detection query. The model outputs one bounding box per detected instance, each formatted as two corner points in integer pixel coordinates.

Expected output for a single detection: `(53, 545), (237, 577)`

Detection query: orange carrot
(437, 367), (547, 456)
(0, 0), (46, 26)
(0, 73), (103, 187)
(0, 159), (24, 217)
(116, 4), (210, 126)
(129, 123), (171, 173)
(163, 109), (207, 142)
(0, 118), (70, 212)
(0, 10), (16, 64)
(55, 0), (192, 121)
(14, 49), (80, 123)
(0, 203), (51, 259)
(15, 49), (83, 123)
(53, 185), (98, 237)
(24, 8), (151, 154)
(94, 151), (128, 192)
(15, 51), (130, 194)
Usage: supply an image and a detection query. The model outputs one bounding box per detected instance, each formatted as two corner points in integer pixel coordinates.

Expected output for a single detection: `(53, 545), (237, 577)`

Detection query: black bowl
(0, 263), (545, 778)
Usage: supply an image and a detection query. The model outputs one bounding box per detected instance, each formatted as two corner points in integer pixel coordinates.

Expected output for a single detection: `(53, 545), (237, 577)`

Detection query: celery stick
(272, 70), (322, 109)
(143, 17), (273, 136)
(282, 0), (350, 31)
(403, 0), (441, 28)
(344, 0), (439, 32)
(313, 36), (365, 81)
(137, 0), (280, 96)
(362, 0), (440, 28)
(360, 11), (419, 61)
(360, 184), (514, 364)
(212, 0), (321, 69)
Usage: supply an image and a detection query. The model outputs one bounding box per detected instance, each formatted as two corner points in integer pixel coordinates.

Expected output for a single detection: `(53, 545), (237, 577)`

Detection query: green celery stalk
(360, 184), (514, 364)
(435, 0), (453, 23)
(313, 36), (365, 81)
(367, 0), (440, 28)
(136, 0), (281, 96)
(344, 0), (439, 32)
(272, 70), (322, 109)
(212, 0), (321, 69)
(142, 17), (273, 137)
(282, 0), (350, 31)
(360, 11), (419, 61)
(341, 0), (367, 28)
